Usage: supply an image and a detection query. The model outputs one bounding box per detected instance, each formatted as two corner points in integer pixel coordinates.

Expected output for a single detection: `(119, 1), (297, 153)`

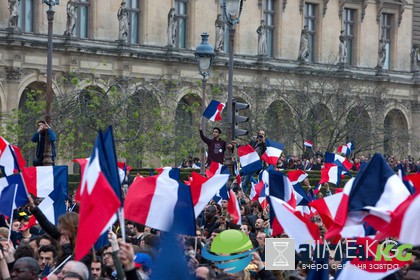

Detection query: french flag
(337, 144), (349, 156)
(227, 189), (241, 225)
(249, 177), (267, 209)
(206, 162), (229, 178)
(261, 139), (285, 166)
(397, 163), (415, 194)
(0, 137), (26, 176)
(319, 163), (342, 186)
(304, 140), (313, 148)
(0, 174), (28, 218)
(124, 168), (196, 236)
(188, 171), (229, 218)
(287, 170), (308, 185)
(213, 183), (229, 204)
(75, 129), (122, 260)
(202, 99), (225, 121)
(293, 182), (312, 206)
(376, 190), (420, 245)
(117, 162), (132, 184)
(326, 154), (410, 239)
(267, 170), (297, 236)
(237, 145), (262, 175)
(325, 152), (353, 171)
(309, 186), (351, 232)
(233, 159), (241, 186)
(269, 196), (321, 251)
(22, 166), (68, 225)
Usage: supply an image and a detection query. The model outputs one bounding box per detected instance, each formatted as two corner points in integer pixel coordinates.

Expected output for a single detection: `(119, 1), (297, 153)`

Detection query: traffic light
(232, 99), (249, 139)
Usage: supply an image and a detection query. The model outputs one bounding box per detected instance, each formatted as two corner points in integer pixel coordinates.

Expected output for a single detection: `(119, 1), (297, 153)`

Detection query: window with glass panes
(18, 0), (33, 32)
(264, 0), (275, 57)
(175, 0), (188, 48)
(304, 3), (316, 62)
(74, 0), (89, 39)
(343, 8), (355, 65)
(126, 0), (140, 44)
(381, 13), (392, 70)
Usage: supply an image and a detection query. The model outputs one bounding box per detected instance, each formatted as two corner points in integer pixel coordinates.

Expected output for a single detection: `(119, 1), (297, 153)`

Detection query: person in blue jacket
(31, 120), (56, 166)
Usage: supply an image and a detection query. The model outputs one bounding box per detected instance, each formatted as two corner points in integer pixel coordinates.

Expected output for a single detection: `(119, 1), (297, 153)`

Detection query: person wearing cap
(31, 120), (56, 166)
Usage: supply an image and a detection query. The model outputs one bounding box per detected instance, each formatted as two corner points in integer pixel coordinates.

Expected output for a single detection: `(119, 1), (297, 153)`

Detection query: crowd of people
(1, 181), (420, 280)
(0, 126), (418, 280)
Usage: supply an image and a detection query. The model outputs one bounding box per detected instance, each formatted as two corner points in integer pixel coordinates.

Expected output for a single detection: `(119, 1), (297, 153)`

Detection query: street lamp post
(195, 33), (215, 175)
(222, 0), (244, 174)
(42, 0), (59, 166)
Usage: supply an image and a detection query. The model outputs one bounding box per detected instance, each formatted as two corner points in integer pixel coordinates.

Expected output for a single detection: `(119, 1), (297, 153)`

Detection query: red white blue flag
(319, 163), (342, 186)
(188, 171), (229, 218)
(269, 196), (321, 251)
(287, 170), (308, 185)
(237, 145), (262, 175)
(325, 154), (410, 240)
(227, 189), (241, 225)
(22, 166), (68, 225)
(75, 129), (121, 260)
(325, 152), (353, 171)
(304, 140), (313, 148)
(261, 139), (285, 166)
(0, 174), (27, 219)
(249, 176), (267, 209)
(202, 99), (225, 121)
(124, 167), (196, 236)
(0, 136), (26, 176)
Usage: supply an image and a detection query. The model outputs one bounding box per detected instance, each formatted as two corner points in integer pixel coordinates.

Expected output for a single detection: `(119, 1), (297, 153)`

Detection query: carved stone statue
(377, 38), (387, 69)
(64, 0), (77, 36)
(215, 14), (225, 52)
(8, 0), (20, 28)
(117, 1), (129, 41)
(167, 8), (176, 47)
(411, 46), (418, 72)
(338, 30), (347, 64)
(257, 20), (267, 56)
(298, 25), (310, 62)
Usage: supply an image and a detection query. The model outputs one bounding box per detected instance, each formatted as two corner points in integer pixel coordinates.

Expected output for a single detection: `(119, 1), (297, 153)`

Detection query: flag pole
(118, 208), (125, 242)
(46, 255), (72, 278)
(7, 184), (19, 243)
(194, 236), (198, 256)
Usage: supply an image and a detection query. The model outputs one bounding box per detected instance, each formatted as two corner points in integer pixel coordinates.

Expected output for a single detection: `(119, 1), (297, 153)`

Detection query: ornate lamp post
(222, 0), (244, 174)
(195, 33), (215, 175)
(42, 0), (59, 166)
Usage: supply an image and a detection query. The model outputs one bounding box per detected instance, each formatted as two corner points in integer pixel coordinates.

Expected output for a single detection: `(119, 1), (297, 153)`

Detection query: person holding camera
(31, 120), (56, 166)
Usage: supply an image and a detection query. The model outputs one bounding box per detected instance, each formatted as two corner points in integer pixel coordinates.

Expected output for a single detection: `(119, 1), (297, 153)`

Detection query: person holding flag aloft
(199, 123), (233, 166)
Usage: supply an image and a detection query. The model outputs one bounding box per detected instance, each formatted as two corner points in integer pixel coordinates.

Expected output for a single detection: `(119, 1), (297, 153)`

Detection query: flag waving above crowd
(202, 99), (225, 121)
(1, 124), (420, 280)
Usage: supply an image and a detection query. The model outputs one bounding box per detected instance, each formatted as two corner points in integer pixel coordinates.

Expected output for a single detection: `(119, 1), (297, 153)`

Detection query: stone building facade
(0, 0), (419, 167)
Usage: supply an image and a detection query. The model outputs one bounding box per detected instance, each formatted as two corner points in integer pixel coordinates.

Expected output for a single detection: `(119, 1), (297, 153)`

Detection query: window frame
(343, 8), (355, 65)
(73, 0), (90, 39)
(304, 3), (317, 62)
(18, 0), (33, 33)
(126, 0), (140, 44)
(175, 0), (188, 49)
(381, 13), (393, 70)
(264, 0), (275, 57)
